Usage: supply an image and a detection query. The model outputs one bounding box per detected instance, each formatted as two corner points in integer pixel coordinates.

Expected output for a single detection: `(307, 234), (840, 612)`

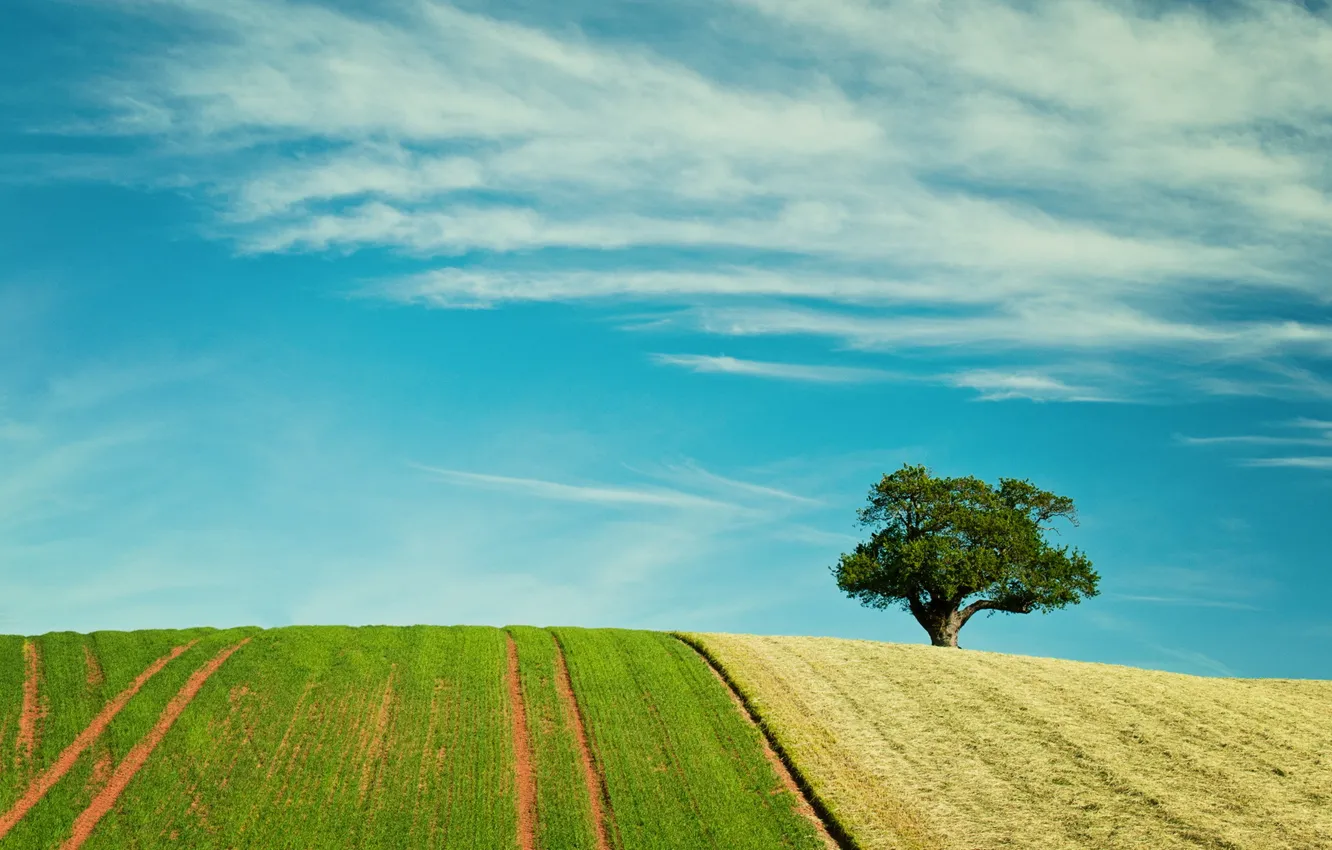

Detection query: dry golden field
(686, 634), (1331, 850)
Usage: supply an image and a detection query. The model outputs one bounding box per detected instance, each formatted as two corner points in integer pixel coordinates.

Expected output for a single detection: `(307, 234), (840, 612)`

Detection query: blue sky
(3, 0), (1330, 679)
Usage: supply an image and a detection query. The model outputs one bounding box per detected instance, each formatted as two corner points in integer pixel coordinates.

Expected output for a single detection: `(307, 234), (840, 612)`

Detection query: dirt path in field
(506, 635), (537, 850)
(17, 641), (44, 770)
(0, 641), (197, 841)
(678, 636), (845, 850)
(60, 638), (250, 850)
(551, 634), (613, 850)
(359, 666), (396, 804)
(83, 646), (105, 690)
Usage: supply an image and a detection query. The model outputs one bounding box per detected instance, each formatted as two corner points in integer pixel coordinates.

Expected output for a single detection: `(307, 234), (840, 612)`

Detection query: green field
(0, 626), (823, 850)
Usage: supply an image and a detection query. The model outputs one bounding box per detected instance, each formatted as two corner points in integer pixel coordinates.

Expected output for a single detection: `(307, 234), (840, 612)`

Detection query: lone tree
(833, 464), (1099, 648)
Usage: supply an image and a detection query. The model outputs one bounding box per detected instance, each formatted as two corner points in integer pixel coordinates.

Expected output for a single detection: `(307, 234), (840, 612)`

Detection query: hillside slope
(687, 633), (1332, 850)
(0, 626), (822, 850)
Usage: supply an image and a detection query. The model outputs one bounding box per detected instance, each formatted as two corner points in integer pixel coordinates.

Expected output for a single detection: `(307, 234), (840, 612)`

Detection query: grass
(554, 627), (825, 850)
(507, 625), (601, 850)
(0, 628), (233, 848)
(79, 625), (516, 850)
(687, 633), (1332, 850)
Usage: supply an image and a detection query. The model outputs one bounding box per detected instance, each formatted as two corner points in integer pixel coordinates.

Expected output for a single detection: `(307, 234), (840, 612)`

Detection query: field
(6, 626), (1329, 850)
(686, 632), (1332, 850)
(0, 626), (823, 850)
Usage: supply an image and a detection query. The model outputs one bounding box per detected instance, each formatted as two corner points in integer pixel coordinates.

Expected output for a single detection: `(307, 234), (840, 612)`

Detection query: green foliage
(834, 464), (1099, 643)
(553, 627), (822, 850)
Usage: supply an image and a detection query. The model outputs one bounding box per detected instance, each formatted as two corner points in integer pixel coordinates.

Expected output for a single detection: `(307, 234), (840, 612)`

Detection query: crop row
(3, 626), (828, 850)
(553, 627), (823, 850)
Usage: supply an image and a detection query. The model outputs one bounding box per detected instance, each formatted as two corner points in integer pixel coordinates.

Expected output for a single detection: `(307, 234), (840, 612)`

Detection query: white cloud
(1241, 456), (1332, 470)
(652, 353), (892, 384)
(1180, 415), (1332, 470)
(413, 464), (742, 511)
(945, 369), (1111, 402)
(40, 0), (1332, 399)
(1177, 433), (1332, 447)
(636, 459), (825, 507)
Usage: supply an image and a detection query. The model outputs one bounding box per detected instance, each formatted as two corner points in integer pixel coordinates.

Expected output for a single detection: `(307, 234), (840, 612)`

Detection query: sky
(2, 0), (1330, 679)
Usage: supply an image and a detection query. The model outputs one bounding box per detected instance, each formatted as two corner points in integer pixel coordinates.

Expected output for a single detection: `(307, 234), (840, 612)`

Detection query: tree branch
(958, 596), (1033, 627)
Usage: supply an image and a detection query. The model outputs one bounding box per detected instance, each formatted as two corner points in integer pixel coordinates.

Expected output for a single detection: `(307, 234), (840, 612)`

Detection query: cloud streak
(36, 0), (1332, 399)
(652, 353), (893, 384)
(413, 464), (741, 511)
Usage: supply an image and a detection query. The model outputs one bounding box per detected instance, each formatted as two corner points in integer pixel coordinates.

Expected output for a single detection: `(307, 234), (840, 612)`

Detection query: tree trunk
(928, 622), (960, 647)
(917, 609), (963, 648)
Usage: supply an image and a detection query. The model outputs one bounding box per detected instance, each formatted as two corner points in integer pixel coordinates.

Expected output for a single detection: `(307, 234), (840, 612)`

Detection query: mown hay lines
(900, 647), (1240, 849)
(698, 634), (942, 850)
(506, 635), (538, 850)
(60, 638), (250, 850)
(0, 640), (196, 842)
(697, 634), (1332, 850)
(941, 649), (1329, 847)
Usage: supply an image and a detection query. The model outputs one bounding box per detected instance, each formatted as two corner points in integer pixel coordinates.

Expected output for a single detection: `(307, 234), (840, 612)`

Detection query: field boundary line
(60, 638), (250, 850)
(672, 633), (861, 850)
(0, 640), (198, 841)
(506, 634), (537, 850)
(550, 631), (614, 850)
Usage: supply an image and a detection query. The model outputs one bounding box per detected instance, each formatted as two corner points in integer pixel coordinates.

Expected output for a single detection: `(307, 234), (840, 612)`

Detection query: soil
(358, 667), (396, 804)
(61, 638), (250, 850)
(0, 641), (196, 841)
(17, 641), (43, 770)
(552, 634), (613, 850)
(84, 646), (105, 690)
(506, 635), (537, 850)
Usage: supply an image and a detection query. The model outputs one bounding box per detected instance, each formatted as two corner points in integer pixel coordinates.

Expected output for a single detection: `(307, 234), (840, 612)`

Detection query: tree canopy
(833, 464), (1099, 647)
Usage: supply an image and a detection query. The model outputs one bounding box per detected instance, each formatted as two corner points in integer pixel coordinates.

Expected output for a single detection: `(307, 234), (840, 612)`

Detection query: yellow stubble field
(686, 633), (1331, 850)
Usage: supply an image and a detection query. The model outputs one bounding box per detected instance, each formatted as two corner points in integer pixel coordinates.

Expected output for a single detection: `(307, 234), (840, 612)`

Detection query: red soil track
(552, 635), (612, 850)
(83, 646), (105, 689)
(0, 641), (196, 841)
(61, 638), (251, 850)
(16, 641), (43, 769)
(506, 635), (537, 850)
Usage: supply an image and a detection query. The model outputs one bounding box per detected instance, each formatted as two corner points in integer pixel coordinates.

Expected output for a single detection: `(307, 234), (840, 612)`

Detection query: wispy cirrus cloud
(651, 353), (1111, 403)
(651, 353), (893, 384)
(945, 370), (1112, 403)
(1179, 417), (1332, 471)
(413, 464), (740, 511)
(1240, 456), (1332, 470)
(30, 0), (1332, 400)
